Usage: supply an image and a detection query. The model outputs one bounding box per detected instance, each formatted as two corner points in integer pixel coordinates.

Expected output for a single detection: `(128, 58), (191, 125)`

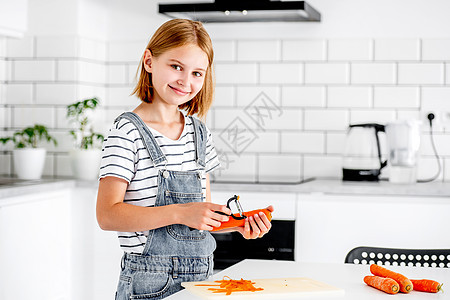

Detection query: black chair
(345, 246), (450, 268)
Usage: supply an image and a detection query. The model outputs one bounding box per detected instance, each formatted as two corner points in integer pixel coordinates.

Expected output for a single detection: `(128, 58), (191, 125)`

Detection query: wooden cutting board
(181, 277), (345, 299)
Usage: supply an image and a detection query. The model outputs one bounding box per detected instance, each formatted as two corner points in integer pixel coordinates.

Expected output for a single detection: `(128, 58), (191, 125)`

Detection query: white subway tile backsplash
(282, 86), (325, 107)
(6, 36), (34, 58)
(260, 63), (303, 84)
(421, 87), (450, 111)
(305, 63), (348, 84)
(447, 63), (450, 85)
(0, 106), (9, 127)
(2, 35), (450, 181)
(303, 155), (342, 178)
(79, 61), (105, 84)
(215, 63), (258, 84)
(211, 153), (256, 182)
(258, 154), (302, 183)
(374, 87), (420, 108)
(326, 132), (346, 155)
(350, 109), (396, 124)
(36, 36), (78, 58)
(282, 40), (326, 61)
(398, 63), (444, 85)
(236, 86), (280, 107)
(420, 133), (450, 156)
(0, 153), (11, 175)
(108, 64), (127, 85)
(55, 154), (73, 177)
(13, 60), (55, 81)
(13, 106), (55, 128)
(351, 63), (396, 84)
(328, 39), (373, 61)
(327, 86), (372, 108)
(262, 109), (302, 130)
(57, 60), (78, 82)
(0, 38), (7, 57)
(281, 132), (324, 153)
(245, 132), (279, 153)
(237, 40), (280, 61)
(417, 157), (444, 181)
(374, 39), (420, 61)
(213, 40), (235, 62)
(106, 86), (137, 106)
(35, 84), (78, 105)
(304, 109), (349, 131)
(5, 83), (33, 104)
(0, 59), (9, 81)
(422, 39), (450, 61)
(108, 41), (144, 62)
(213, 86), (235, 107)
(79, 37), (106, 61)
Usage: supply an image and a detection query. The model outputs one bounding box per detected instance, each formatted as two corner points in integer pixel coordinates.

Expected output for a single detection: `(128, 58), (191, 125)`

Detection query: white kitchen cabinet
(0, 189), (71, 300)
(70, 186), (122, 300)
(211, 190), (297, 220)
(296, 193), (450, 264)
(0, 0), (28, 38)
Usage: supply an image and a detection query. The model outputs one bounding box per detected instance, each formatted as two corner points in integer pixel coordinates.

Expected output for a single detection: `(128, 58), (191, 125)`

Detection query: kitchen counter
(166, 259), (450, 300)
(211, 178), (450, 197)
(2, 176), (450, 201)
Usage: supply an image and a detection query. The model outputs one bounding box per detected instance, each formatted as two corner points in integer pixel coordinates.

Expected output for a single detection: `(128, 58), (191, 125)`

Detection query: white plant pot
(13, 148), (47, 180)
(69, 149), (102, 180)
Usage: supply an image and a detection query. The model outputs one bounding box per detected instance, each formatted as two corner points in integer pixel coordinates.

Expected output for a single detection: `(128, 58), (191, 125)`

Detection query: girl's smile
(144, 44), (209, 107)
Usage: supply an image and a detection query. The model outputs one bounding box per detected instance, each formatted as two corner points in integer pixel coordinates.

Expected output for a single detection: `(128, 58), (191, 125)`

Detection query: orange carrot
(410, 279), (443, 293)
(211, 209), (272, 232)
(370, 264), (413, 293)
(195, 276), (264, 295)
(364, 275), (399, 294)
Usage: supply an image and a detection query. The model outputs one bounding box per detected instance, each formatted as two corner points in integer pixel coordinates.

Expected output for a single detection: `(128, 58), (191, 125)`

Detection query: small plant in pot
(0, 124), (57, 180)
(67, 97), (104, 180)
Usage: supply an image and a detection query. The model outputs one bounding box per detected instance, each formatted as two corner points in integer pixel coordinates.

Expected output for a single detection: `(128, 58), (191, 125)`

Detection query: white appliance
(385, 120), (421, 184)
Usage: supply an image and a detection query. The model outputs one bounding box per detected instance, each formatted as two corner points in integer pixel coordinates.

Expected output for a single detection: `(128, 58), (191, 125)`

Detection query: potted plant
(67, 97), (104, 180)
(0, 124), (57, 180)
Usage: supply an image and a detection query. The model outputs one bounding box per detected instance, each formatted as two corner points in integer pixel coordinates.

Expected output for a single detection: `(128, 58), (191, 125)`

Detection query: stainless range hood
(158, 0), (321, 23)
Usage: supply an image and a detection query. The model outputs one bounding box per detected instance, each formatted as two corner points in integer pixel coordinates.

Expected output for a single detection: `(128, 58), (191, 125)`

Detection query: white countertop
(212, 178), (450, 197)
(167, 259), (450, 300)
(2, 177), (450, 202)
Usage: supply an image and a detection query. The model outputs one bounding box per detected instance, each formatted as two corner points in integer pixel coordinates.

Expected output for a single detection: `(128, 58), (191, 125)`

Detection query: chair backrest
(345, 246), (450, 268)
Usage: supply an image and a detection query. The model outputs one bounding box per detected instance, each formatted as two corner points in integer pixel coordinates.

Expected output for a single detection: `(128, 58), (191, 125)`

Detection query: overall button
(162, 170), (169, 178)
(197, 172), (202, 180)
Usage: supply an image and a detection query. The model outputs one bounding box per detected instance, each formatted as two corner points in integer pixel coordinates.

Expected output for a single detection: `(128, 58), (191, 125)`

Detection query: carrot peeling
(410, 279), (444, 293)
(195, 276), (264, 295)
(370, 264), (413, 293)
(364, 275), (399, 294)
(212, 209), (272, 232)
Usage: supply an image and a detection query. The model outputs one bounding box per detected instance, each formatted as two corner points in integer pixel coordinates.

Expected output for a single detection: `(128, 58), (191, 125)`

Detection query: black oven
(211, 220), (295, 270)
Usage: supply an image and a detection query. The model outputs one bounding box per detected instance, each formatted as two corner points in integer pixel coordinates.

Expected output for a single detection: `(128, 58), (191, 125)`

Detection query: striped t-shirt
(99, 112), (220, 254)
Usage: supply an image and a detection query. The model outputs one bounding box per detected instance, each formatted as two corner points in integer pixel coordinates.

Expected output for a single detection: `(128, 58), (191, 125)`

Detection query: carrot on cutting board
(364, 275), (399, 294)
(410, 279), (444, 293)
(370, 264), (413, 293)
(195, 276), (264, 295)
(211, 208), (272, 232)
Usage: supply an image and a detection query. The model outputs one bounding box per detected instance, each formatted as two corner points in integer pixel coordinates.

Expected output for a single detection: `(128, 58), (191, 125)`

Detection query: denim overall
(114, 112), (216, 300)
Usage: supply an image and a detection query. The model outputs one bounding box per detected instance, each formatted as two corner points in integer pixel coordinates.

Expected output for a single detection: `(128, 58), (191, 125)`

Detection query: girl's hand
(236, 205), (274, 239)
(177, 202), (231, 231)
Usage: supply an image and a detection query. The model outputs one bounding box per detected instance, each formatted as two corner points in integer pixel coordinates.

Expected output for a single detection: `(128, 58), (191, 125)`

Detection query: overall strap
(115, 112), (167, 167)
(189, 116), (206, 168)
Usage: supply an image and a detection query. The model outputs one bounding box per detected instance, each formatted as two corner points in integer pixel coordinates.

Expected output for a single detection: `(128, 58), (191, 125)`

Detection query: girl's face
(144, 44), (209, 108)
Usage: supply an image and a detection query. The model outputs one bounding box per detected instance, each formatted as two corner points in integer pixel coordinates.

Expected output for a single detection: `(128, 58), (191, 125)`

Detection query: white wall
(1, 0), (450, 182)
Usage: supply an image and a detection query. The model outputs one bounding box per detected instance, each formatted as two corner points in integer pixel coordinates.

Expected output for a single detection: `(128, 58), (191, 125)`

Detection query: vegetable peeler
(217, 195), (247, 220)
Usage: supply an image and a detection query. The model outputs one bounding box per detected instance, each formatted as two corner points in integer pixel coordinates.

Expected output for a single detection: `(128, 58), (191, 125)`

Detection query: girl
(96, 19), (274, 300)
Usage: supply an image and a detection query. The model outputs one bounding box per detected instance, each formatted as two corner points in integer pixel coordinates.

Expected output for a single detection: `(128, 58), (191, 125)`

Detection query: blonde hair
(132, 19), (215, 119)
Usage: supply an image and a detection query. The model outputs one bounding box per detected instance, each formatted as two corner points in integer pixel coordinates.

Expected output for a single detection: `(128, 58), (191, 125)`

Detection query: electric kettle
(342, 123), (387, 181)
